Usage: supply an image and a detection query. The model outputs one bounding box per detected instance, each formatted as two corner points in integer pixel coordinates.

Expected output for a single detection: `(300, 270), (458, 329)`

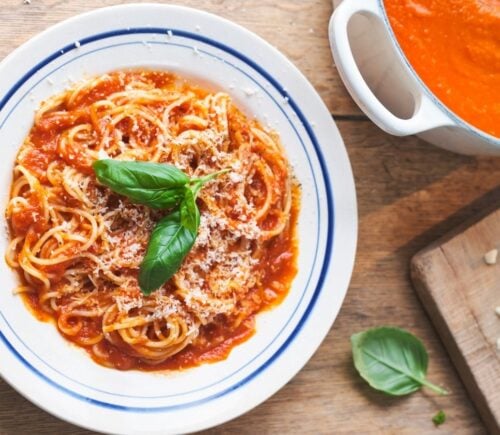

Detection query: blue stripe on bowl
(0, 28), (335, 411)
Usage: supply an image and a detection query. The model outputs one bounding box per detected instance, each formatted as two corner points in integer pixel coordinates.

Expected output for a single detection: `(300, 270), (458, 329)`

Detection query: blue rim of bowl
(377, 0), (500, 146)
(0, 28), (335, 412)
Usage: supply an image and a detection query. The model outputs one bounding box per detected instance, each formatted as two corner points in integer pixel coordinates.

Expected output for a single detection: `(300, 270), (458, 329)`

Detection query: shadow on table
(336, 120), (498, 220)
(399, 185), (500, 259)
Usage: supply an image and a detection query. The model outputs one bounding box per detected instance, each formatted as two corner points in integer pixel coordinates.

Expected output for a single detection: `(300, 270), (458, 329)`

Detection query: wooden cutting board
(411, 207), (500, 434)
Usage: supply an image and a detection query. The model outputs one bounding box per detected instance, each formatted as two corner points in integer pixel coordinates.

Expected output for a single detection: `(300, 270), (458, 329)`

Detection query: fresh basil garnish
(138, 210), (198, 295)
(351, 326), (448, 396)
(180, 188), (199, 233)
(92, 159), (229, 294)
(93, 160), (189, 209)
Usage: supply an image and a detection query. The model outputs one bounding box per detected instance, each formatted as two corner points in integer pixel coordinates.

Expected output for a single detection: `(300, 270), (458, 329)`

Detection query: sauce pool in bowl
(384, 0), (500, 138)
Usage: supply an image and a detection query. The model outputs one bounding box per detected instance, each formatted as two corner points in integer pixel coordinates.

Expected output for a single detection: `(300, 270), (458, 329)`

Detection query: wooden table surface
(0, 1), (498, 434)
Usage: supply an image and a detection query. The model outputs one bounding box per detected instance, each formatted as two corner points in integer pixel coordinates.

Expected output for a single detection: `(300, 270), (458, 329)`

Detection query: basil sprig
(351, 327), (448, 396)
(93, 159), (229, 295)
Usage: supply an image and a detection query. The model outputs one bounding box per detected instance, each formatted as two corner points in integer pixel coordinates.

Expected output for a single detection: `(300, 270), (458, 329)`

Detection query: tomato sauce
(20, 182), (300, 372)
(95, 190), (297, 372)
(13, 70), (300, 372)
(384, 0), (500, 138)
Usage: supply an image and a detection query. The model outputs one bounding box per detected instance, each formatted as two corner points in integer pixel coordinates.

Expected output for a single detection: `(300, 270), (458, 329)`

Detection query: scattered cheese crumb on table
(484, 249), (498, 265)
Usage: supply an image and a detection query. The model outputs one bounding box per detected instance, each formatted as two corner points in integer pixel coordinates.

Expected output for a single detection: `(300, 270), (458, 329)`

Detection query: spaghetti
(5, 70), (299, 370)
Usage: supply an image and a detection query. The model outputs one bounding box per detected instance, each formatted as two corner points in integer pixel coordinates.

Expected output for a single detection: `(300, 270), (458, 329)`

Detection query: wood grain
(0, 0), (361, 117)
(412, 208), (500, 434)
(0, 1), (498, 434)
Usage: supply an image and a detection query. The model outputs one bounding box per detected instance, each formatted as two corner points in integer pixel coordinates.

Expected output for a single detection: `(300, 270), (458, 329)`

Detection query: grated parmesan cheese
(114, 295), (143, 313)
(229, 172), (244, 183)
(484, 249), (498, 265)
(243, 87), (257, 97)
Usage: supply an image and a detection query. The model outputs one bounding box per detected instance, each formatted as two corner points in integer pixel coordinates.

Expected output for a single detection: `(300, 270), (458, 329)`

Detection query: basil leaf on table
(432, 410), (446, 426)
(351, 326), (448, 396)
(138, 209), (198, 295)
(93, 159), (189, 209)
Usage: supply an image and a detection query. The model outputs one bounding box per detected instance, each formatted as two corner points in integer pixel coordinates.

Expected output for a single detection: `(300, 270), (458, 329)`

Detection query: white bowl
(329, 0), (500, 155)
(0, 4), (357, 434)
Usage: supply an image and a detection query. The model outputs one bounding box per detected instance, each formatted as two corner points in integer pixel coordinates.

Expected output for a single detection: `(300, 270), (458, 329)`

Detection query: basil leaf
(180, 188), (199, 232)
(93, 160), (189, 209)
(138, 210), (198, 295)
(351, 327), (448, 396)
(92, 159), (230, 294)
(432, 410), (446, 426)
